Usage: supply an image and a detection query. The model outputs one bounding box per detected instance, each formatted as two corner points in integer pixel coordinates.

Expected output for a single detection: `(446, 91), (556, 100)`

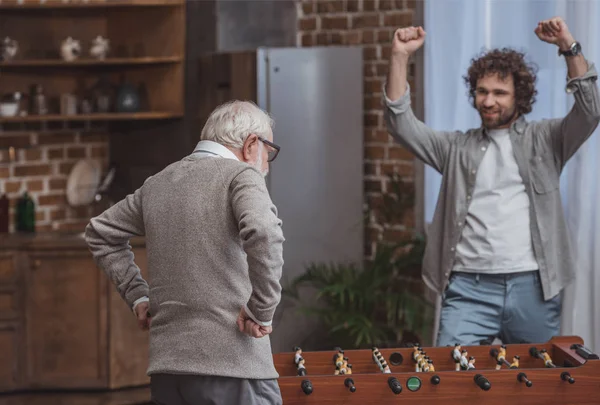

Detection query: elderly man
(85, 100), (285, 405)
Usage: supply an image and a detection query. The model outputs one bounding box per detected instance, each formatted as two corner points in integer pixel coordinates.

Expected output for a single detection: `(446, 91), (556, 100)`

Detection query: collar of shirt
(192, 140), (240, 161)
(479, 115), (527, 140)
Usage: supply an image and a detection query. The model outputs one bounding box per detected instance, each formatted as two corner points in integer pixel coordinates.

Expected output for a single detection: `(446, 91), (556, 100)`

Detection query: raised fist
(392, 26), (426, 56)
(534, 17), (574, 48)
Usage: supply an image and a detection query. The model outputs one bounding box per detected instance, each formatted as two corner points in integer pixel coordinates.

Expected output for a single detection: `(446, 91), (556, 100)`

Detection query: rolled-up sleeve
(546, 62), (600, 166)
(382, 83), (459, 174)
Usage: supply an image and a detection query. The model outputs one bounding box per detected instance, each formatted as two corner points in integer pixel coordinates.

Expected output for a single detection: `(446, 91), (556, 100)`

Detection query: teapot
(60, 37), (81, 62)
(1, 37), (18, 61)
(90, 36), (110, 60)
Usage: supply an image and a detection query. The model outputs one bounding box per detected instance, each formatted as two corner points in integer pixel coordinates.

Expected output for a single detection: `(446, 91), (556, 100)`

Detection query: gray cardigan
(85, 155), (285, 379)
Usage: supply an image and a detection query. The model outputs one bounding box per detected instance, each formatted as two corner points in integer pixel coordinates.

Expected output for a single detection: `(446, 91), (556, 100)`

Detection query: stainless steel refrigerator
(197, 46), (364, 353)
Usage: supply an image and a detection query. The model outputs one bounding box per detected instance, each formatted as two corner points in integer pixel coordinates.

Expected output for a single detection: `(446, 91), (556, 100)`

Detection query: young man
(384, 17), (600, 346)
(85, 100), (285, 405)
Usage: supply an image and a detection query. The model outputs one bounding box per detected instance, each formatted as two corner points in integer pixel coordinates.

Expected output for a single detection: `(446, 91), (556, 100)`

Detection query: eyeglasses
(258, 137), (281, 162)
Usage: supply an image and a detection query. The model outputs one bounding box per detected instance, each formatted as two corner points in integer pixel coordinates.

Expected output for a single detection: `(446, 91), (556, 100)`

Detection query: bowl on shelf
(0, 102), (18, 117)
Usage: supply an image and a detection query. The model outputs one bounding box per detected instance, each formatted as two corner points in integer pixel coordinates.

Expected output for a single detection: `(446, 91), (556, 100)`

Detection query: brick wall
(0, 132), (109, 233)
(297, 0), (418, 256)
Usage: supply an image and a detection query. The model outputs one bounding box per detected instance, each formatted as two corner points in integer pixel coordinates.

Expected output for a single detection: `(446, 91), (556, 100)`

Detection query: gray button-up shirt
(383, 63), (600, 301)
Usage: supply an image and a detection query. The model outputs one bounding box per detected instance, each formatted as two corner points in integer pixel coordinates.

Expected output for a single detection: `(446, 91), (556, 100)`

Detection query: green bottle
(16, 192), (35, 233)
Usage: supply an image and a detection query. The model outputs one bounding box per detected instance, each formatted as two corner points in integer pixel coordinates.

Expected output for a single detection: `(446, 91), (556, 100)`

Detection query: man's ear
(242, 134), (259, 161)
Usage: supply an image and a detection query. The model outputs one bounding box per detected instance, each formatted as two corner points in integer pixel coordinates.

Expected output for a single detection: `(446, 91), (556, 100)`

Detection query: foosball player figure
(372, 348), (384, 363)
(334, 352), (344, 369)
(375, 353), (386, 371)
(413, 346), (424, 371)
(460, 350), (470, 370)
(339, 357), (349, 375)
(372, 347), (381, 361)
(294, 346), (303, 365)
(452, 344), (462, 371)
(467, 356), (476, 370)
(375, 355), (387, 373)
(346, 363), (353, 375)
(423, 355), (432, 372)
(540, 349), (556, 368)
(510, 355), (520, 369)
(427, 359), (435, 372)
(494, 345), (507, 370)
(334, 365), (340, 375)
(297, 357), (307, 376)
(412, 345), (421, 362)
(415, 350), (426, 372)
(419, 355), (428, 372)
(380, 360), (391, 374)
(490, 345), (512, 370)
(498, 345), (507, 361)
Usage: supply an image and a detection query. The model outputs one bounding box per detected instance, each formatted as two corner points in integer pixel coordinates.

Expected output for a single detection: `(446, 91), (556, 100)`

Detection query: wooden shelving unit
(0, 56), (182, 67)
(0, 111), (180, 122)
(0, 0), (185, 125)
(0, 0), (183, 9)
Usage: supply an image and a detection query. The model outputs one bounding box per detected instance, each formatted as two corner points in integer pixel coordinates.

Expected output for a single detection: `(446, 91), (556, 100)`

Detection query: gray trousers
(150, 374), (283, 405)
(436, 270), (562, 346)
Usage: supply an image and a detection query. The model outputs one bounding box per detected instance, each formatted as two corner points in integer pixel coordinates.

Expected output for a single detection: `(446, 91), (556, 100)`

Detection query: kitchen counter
(0, 232), (149, 393)
(0, 232), (145, 251)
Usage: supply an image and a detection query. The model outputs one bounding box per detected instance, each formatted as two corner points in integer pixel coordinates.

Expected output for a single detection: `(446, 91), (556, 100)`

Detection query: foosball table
(273, 336), (600, 404)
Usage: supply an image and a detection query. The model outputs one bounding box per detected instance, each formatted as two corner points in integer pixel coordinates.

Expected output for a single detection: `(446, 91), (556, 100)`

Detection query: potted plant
(283, 174), (435, 350)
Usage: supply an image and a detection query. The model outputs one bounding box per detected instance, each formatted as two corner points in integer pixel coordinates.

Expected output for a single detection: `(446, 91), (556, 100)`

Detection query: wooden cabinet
(0, 0), (185, 129)
(0, 251), (22, 391)
(0, 234), (149, 392)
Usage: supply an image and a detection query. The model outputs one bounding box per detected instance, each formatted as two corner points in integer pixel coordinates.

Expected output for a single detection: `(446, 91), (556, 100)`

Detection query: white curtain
(424, 0), (600, 352)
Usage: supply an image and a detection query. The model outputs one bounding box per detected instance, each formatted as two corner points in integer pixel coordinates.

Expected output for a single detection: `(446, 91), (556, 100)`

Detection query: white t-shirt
(453, 128), (539, 273)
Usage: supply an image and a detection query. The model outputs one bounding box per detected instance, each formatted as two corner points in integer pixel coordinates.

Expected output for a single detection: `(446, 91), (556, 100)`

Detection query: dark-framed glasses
(258, 137), (280, 162)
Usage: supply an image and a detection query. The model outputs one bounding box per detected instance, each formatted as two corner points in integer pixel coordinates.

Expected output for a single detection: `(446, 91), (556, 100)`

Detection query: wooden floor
(0, 386), (152, 405)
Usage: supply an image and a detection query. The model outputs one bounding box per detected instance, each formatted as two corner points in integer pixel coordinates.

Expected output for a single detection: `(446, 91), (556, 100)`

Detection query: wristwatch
(558, 41), (582, 57)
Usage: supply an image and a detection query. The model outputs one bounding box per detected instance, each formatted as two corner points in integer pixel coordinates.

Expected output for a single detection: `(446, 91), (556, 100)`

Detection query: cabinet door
(0, 252), (23, 391)
(0, 322), (20, 391)
(0, 251), (19, 322)
(25, 251), (108, 389)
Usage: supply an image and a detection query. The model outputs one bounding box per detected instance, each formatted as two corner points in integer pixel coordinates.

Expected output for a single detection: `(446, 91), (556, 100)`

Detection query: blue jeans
(436, 270), (562, 346)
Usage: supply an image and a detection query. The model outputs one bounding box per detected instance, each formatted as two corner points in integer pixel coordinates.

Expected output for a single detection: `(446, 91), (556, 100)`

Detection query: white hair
(200, 100), (274, 148)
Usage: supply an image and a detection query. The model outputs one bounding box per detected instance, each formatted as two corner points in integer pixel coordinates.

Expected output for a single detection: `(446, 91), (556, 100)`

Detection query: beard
(252, 146), (268, 177)
(479, 105), (518, 129)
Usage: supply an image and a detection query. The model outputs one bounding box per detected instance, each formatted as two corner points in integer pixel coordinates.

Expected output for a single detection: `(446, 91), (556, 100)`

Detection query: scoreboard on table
(272, 336), (600, 405)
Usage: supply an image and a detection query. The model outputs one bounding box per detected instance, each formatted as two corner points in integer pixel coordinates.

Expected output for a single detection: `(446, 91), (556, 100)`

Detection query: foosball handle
(301, 379), (313, 395)
(561, 371), (575, 384)
(529, 347), (540, 358)
(474, 374), (491, 391)
(570, 343), (600, 360)
(388, 377), (402, 394)
(517, 372), (533, 388)
(430, 375), (441, 385)
(344, 377), (357, 393)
